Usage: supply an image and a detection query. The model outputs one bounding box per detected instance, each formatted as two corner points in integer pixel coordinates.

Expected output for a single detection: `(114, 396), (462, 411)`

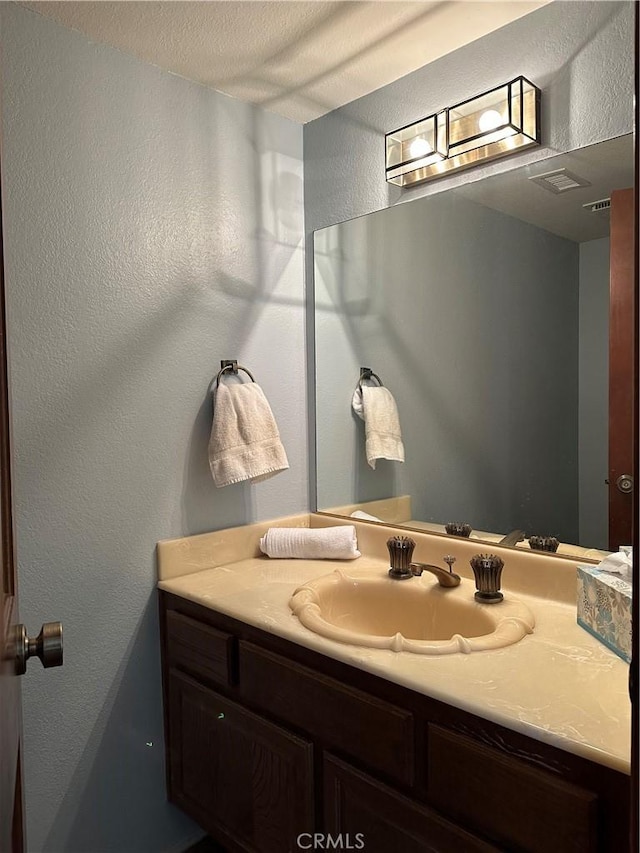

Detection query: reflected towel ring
(358, 367), (384, 389)
(216, 361), (255, 387)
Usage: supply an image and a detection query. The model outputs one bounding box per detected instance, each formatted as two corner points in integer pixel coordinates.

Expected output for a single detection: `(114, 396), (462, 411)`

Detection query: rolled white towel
(259, 526), (361, 560)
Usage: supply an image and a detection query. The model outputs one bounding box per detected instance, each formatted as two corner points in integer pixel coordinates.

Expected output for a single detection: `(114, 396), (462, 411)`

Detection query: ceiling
(20, 1), (549, 124)
(457, 135), (634, 243)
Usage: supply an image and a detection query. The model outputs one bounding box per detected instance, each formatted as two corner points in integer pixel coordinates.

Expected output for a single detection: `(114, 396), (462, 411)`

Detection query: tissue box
(577, 565), (632, 663)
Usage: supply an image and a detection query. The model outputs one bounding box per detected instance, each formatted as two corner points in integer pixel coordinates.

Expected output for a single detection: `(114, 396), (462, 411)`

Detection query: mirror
(313, 135), (634, 559)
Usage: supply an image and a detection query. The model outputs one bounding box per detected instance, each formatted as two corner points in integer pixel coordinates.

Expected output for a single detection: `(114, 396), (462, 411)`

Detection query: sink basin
(289, 569), (535, 654)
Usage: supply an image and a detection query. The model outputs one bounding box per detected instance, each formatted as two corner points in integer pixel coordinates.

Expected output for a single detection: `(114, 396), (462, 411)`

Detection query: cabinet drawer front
(239, 642), (414, 786)
(169, 671), (314, 853)
(427, 725), (598, 853)
(325, 754), (499, 853)
(166, 610), (236, 687)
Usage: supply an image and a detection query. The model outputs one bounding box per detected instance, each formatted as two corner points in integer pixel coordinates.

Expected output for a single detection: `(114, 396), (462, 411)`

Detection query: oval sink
(289, 569), (535, 655)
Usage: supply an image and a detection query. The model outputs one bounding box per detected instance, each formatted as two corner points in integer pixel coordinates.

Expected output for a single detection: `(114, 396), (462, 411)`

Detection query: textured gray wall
(1, 5), (305, 852)
(315, 193), (580, 542)
(579, 238), (610, 550)
(305, 0), (634, 520)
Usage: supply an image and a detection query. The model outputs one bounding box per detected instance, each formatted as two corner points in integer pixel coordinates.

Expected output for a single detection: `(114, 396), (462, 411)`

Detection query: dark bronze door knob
(13, 621), (63, 676)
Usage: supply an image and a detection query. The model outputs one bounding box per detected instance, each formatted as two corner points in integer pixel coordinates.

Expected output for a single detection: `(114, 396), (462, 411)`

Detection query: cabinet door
(168, 671), (314, 853)
(427, 725), (598, 853)
(324, 755), (499, 853)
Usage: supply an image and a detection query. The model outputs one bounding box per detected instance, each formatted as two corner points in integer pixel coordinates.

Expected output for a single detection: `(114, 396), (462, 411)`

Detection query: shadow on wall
(177, 107), (305, 534)
(216, 162), (304, 323)
(42, 595), (197, 853)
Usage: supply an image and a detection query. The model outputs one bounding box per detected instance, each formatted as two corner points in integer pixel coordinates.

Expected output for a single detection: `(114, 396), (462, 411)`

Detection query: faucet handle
(470, 554), (504, 603)
(387, 536), (415, 579)
(443, 555), (457, 573)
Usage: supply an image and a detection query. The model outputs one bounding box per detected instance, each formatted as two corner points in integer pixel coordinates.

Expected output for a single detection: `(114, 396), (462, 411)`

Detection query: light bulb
(478, 109), (503, 132)
(409, 137), (432, 159)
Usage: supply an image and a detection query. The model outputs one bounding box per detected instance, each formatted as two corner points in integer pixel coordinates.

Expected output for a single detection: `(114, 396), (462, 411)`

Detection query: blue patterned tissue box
(577, 565), (632, 663)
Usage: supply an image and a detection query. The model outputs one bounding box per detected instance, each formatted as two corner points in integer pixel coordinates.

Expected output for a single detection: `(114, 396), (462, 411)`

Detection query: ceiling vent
(528, 168), (592, 194)
(582, 197), (611, 215)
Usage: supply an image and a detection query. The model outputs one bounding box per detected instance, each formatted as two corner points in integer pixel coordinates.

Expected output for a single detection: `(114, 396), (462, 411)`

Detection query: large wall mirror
(313, 135), (634, 559)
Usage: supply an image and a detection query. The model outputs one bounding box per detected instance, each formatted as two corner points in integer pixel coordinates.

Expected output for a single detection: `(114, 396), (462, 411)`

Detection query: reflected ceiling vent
(528, 168), (592, 194)
(582, 197), (611, 215)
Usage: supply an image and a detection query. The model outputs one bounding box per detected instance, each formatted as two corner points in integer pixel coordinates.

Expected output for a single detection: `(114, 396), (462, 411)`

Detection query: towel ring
(358, 367), (383, 389)
(216, 361), (255, 387)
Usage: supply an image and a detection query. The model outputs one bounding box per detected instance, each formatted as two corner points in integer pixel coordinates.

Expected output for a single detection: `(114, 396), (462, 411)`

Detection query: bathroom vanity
(157, 519), (631, 853)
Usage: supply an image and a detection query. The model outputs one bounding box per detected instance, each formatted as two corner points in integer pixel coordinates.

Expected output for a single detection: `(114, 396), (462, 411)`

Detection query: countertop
(158, 553), (631, 775)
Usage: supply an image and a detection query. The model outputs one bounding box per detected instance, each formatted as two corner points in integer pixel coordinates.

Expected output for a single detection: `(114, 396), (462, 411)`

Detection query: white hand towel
(259, 526), (361, 560)
(208, 382), (289, 488)
(352, 385), (405, 470)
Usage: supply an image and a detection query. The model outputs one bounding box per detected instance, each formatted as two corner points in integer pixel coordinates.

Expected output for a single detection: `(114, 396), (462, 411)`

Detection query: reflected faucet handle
(445, 523), (472, 538)
(528, 535), (559, 553)
(387, 536), (416, 580)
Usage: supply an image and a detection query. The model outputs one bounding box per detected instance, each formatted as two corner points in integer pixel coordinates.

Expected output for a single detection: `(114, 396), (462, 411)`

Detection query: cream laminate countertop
(158, 554), (631, 775)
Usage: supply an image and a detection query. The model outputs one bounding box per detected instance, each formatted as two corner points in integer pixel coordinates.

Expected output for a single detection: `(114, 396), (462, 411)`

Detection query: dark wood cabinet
(160, 591), (631, 853)
(167, 671), (314, 853)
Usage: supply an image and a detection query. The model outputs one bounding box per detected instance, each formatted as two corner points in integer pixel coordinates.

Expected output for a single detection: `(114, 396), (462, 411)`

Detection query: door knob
(615, 474), (634, 494)
(605, 474), (634, 494)
(13, 622), (63, 676)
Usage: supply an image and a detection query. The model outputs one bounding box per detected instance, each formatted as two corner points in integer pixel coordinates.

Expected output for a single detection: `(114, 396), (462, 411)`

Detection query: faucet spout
(409, 563), (461, 588)
(498, 529), (526, 547)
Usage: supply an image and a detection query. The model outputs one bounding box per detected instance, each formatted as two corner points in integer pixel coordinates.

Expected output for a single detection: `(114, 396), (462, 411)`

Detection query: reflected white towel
(350, 510), (383, 522)
(260, 526), (360, 559)
(352, 385), (405, 469)
(208, 382), (289, 488)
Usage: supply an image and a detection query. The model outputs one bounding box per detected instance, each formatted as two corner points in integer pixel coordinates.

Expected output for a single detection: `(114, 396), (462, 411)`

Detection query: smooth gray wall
(304, 0), (634, 516)
(579, 238), (610, 549)
(315, 193), (579, 541)
(1, 6), (305, 852)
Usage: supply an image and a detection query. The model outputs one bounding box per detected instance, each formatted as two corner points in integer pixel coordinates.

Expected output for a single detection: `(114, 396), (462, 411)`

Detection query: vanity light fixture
(385, 76), (540, 187)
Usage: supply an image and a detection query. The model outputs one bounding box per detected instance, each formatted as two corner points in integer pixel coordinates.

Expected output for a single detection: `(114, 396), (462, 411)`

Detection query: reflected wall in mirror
(314, 136), (634, 559)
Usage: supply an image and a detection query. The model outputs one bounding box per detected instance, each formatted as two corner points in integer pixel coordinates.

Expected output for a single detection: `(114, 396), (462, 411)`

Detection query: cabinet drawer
(239, 641), (414, 786)
(166, 610), (236, 687)
(427, 725), (598, 853)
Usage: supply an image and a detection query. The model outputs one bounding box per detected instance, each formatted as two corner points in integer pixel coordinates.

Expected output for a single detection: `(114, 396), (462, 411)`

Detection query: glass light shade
(385, 111), (447, 185)
(386, 77), (540, 187)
